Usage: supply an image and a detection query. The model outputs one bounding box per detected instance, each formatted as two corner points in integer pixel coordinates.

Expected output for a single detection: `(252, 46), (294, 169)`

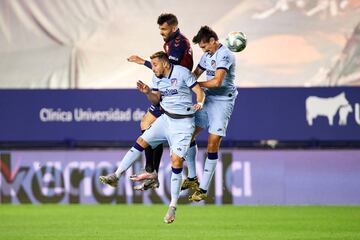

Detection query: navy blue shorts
(148, 104), (163, 118)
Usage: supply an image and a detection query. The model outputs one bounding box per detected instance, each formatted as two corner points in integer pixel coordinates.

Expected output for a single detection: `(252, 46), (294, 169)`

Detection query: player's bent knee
(136, 137), (149, 149)
(170, 155), (183, 168)
(207, 134), (222, 152)
(207, 140), (221, 152)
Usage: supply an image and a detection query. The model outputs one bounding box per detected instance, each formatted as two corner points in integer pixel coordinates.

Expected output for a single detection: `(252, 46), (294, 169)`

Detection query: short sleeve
(184, 71), (198, 89)
(144, 60), (152, 69)
(217, 51), (233, 71)
(152, 75), (159, 91)
(198, 54), (207, 70)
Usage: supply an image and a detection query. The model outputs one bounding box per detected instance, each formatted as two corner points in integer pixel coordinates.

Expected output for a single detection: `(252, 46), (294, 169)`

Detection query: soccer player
(181, 26), (238, 202)
(100, 51), (205, 223)
(127, 13), (193, 191)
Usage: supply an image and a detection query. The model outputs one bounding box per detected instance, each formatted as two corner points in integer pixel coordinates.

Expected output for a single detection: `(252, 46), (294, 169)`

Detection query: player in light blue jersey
(100, 51), (205, 224)
(181, 26), (238, 202)
(127, 14), (194, 191)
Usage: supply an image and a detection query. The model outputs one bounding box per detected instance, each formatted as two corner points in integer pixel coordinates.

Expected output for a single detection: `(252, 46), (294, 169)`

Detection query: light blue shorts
(141, 114), (195, 158)
(195, 95), (236, 137)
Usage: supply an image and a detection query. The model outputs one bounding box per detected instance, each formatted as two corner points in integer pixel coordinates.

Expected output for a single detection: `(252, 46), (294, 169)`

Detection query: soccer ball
(225, 31), (247, 52)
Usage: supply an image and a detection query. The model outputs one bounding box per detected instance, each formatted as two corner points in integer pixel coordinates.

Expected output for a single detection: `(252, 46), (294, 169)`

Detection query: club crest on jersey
(211, 60), (216, 68)
(174, 38), (180, 47)
(170, 78), (178, 86)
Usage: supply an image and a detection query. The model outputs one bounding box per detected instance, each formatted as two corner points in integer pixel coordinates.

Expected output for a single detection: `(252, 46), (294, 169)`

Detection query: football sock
(153, 143), (163, 173)
(141, 130), (155, 173)
(199, 152), (218, 191)
(115, 143), (144, 178)
(144, 146), (155, 173)
(185, 141), (197, 179)
(170, 167), (183, 207)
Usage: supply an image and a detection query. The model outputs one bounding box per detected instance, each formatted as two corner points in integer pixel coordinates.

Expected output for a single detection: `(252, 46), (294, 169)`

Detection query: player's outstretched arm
(137, 80), (161, 105)
(191, 84), (205, 111)
(127, 55), (145, 65)
(128, 55), (152, 69)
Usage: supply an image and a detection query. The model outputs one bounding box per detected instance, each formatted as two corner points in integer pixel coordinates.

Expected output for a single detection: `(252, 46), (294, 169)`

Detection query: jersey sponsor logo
(169, 55), (179, 61)
(170, 78), (178, 86)
(211, 60), (216, 68)
(160, 88), (178, 96)
(206, 70), (216, 76)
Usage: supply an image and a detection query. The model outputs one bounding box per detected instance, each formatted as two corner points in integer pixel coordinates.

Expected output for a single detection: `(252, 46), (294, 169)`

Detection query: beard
(155, 73), (164, 78)
(162, 35), (170, 42)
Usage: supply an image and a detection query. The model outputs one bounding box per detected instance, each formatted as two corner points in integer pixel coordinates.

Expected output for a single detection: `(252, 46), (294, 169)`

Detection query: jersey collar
(167, 64), (174, 79)
(166, 29), (181, 43)
(207, 43), (223, 57)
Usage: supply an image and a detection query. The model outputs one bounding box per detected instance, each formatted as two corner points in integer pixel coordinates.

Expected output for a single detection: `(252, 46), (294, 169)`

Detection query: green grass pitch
(0, 205), (359, 240)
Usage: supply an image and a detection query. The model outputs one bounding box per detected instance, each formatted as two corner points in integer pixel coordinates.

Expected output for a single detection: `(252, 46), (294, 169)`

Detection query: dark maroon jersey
(163, 29), (193, 71)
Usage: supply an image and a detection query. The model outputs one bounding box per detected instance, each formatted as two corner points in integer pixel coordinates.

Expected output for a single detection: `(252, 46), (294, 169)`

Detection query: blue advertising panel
(230, 87), (360, 141)
(0, 88), (359, 143)
(0, 90), (149, 142)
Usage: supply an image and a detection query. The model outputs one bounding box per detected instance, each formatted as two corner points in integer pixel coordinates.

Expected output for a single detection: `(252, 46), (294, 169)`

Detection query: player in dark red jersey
(127, 13), (193, 190)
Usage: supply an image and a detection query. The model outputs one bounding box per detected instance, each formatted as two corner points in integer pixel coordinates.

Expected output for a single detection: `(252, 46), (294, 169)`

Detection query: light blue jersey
(152, 64), (198, 115)
(141, 64), (197, 158)
(198, 44), (237, 99)
(195, 44), (237, 137)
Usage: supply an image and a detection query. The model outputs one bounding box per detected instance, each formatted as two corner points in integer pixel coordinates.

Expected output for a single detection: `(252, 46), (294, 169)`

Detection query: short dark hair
(150, 51), (169, 63)
(157, 13), (178, 26)
(192, 26), (218, 44)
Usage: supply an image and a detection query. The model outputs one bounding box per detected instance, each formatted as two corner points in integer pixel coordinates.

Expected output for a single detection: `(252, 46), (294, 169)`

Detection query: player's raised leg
(99, 137), (149, 187)
(132, 113), (168, 191)
(130, 108), (162, 183)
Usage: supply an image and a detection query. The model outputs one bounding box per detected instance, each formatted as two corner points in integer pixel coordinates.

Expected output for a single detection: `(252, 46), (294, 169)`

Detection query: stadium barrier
(1, 149), (359, 205)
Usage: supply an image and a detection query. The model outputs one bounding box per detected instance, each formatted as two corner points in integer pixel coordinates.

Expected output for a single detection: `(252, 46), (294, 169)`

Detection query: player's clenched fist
(127, 55), (145, 65)
(192, 102), (203, 111)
